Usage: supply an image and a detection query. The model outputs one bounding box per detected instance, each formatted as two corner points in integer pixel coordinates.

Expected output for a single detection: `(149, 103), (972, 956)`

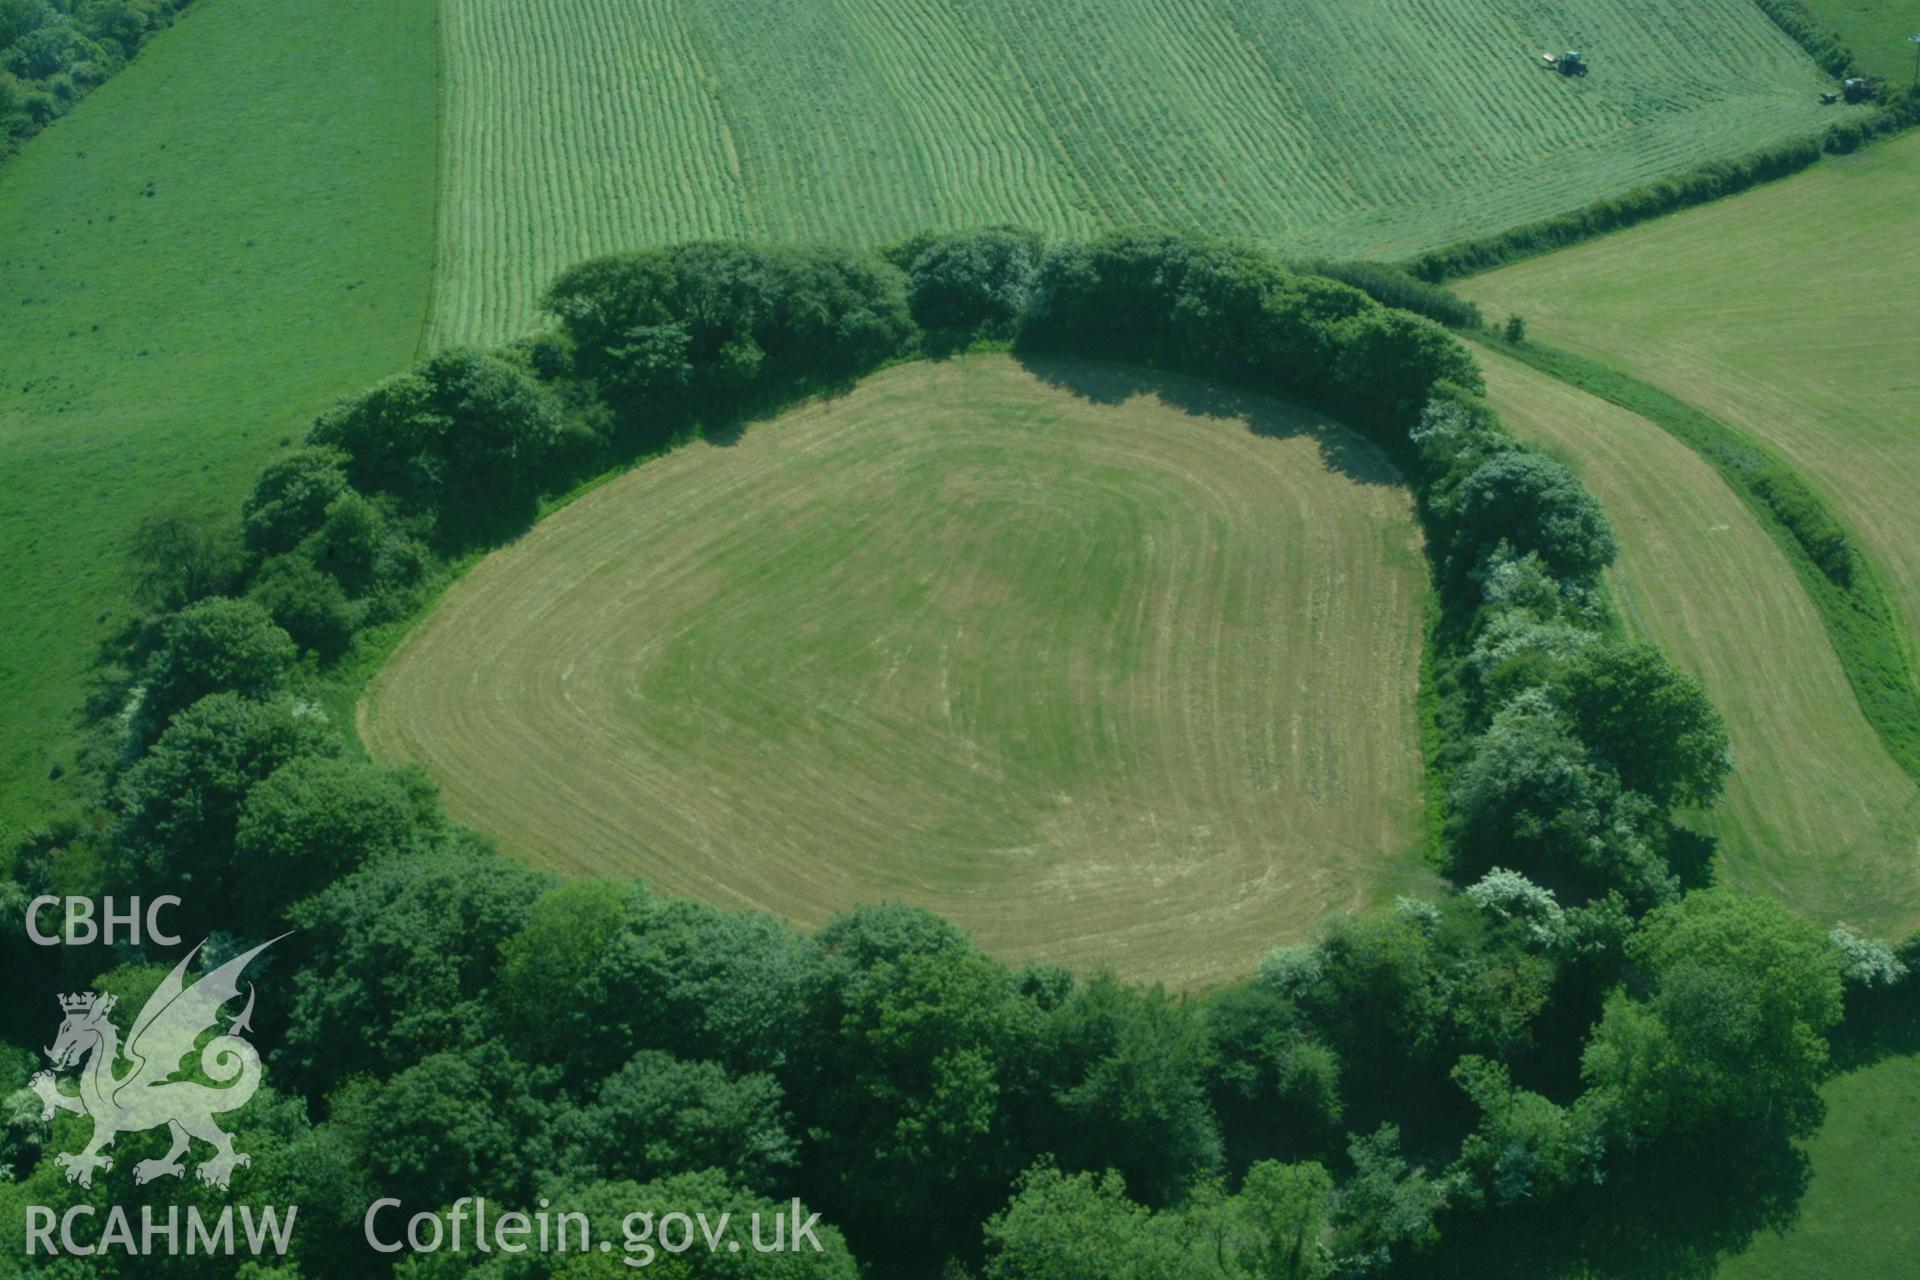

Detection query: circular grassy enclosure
(361, 355), (1432, 984)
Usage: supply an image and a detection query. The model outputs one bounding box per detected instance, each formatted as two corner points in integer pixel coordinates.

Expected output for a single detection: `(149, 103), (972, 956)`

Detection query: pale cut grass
(1462, 133), (1920, 679)
(362, 356), (1435, 985)
(1478, 349), (1920, 937)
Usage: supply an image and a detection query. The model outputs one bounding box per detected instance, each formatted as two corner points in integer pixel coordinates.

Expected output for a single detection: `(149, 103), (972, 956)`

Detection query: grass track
(1477, 350), (1920, 936)
(1461, 133), (1920, 682)
(0, 0), (437, 829)
(428, 0), (1844, 347)
(362, 355), (1434, 985)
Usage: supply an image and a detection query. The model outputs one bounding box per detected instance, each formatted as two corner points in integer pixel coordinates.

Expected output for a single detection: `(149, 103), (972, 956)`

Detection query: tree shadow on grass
(1013, 353), (1404, 489)
(1401, 1128), (1814, 1280)
(1832, 977), (1920, 1071)
(696, 370), (874, 450)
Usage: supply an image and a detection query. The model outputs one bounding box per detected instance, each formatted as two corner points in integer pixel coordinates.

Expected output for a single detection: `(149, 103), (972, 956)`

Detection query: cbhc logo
(25, 896), (182, 946)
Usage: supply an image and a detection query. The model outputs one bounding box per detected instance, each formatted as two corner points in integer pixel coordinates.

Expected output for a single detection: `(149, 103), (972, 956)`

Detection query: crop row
(430, 0), (1842, 347)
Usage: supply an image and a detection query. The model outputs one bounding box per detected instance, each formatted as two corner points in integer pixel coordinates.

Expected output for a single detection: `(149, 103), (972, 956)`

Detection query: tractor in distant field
(1540, 50), (1589, 76)
(1841, 75), (1884, 104)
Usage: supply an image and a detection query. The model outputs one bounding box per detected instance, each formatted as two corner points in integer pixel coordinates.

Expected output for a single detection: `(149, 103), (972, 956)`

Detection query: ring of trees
(8, 228), (1911, 1280)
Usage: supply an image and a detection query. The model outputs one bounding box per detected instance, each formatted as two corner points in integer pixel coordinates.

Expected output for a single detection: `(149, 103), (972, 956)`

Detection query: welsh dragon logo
(29, 935), (284, 1190)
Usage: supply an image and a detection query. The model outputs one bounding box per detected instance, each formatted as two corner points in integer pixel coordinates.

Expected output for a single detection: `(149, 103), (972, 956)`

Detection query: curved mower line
(361, 355), (1434, 986)
(1478, 349), (1920, 937)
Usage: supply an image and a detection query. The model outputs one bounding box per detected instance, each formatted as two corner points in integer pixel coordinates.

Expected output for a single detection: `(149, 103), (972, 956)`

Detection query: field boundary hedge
(1406, 91), (1920, 282)
(92, 226), (1696, 922)
(1483, 334), (1920, 782)
(8, 229), (1886, 1278)
(1751, 0), (1855, 76)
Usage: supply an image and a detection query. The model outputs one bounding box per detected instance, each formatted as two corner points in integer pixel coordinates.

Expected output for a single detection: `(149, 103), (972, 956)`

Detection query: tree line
(3, 228), (1913, 1279)
(0, 0), (189, 155)
(1752, 0), (1857, 78)
(1468, 337), (1920, 783)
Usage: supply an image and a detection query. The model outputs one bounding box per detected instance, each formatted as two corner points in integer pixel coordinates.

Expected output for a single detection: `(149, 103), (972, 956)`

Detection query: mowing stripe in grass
(1476, 347), (1920, 934)
(427, 0), (1846, 347)
(362, 355), (1436, 987)
(1483, 335), (1920, 785)
(1458, 133), (1920, 674)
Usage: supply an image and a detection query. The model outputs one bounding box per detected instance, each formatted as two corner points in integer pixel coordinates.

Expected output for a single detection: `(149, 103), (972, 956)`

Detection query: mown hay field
(0, 0), (437, 830)
(1478, 351), (1920, 937)
(1466, 159), (1920, 1276)
(362, 356), (1435, 985)
(1462, 133), (1920, 680)
(428, 0), (1843, 346)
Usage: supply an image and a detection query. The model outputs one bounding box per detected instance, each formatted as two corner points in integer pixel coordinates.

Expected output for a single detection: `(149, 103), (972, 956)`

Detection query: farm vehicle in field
(1540, 50), (1588, 76)
(1823, 76), (1884, 105)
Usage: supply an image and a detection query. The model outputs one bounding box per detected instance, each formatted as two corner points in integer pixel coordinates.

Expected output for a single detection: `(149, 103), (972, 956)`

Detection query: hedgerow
(1483, 336), (1920, 782)
(1409, 73), (1920, 283)
(1750, 0), (1855, 77)
(1295, 259), (1485, 330)
(1751, 464), (1853, 584)
(2, 230), (1903, 1279)
(1407, 137), (1826, 281)
(1823, 83), (1920, 152)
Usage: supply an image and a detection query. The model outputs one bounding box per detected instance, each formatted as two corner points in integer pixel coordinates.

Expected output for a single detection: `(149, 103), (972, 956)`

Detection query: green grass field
(1804, 0), (1920, 77)
(1714, 1052), (1920, 1279)
(1461, 133), (1920, 684)
(0, 0), (1912, 1270)
(0, 0), (436, 831)
(1478, 350), (1920, 937)
(428, 0), (1844, 346)
(362, 355), (1434, 985)
(1464, 151), (1920, 1278)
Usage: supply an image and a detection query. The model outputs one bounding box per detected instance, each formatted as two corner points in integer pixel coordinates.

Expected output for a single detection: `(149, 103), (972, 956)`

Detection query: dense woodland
(3, 229), (1915, 1278)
